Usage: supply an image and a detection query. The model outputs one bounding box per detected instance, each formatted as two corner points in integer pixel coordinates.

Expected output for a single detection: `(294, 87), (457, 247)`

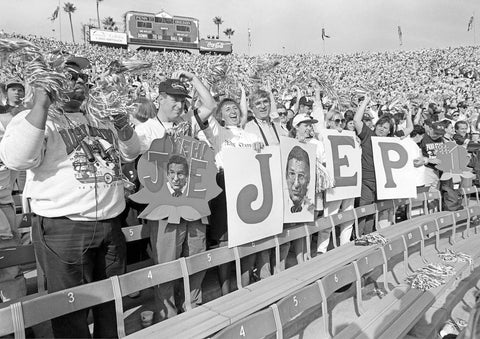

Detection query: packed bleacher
(1, 31), (480, 339)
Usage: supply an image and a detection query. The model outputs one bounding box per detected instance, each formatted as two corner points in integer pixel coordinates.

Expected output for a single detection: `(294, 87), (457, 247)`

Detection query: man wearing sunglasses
(277, 103), (290, 133)
(0, 56), (128, 338)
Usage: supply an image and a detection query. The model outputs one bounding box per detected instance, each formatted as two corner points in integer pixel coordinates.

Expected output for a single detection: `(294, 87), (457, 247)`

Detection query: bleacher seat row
(1, 188), (479, 338)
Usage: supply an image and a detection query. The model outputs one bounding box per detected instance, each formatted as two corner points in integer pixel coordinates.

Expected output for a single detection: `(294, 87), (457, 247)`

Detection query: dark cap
(299, 96), (314, 107)
(362, 113), (372, 121)
(158, 79), (191, 98)
(64, 56), (91, 73)
(5, 78), (24, 90)
(431, 122), (446, 135)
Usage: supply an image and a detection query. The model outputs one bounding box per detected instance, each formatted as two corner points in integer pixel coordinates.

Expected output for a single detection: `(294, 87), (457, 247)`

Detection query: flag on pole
(468, 16), (474, 31)
(50, 6), (59, 22)
(248, 28), (252, 47)
(397, 26), (403, 46)
(321, 28), (330, 40)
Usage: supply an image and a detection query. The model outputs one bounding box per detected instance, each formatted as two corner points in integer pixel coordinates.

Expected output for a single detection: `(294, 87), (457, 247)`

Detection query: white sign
(90, 29), (127, 45)
(223, 147), (283, 247)
(372, 137), (417, 199)
(280, 137), (316, 223)
(323, 130), (362, 202)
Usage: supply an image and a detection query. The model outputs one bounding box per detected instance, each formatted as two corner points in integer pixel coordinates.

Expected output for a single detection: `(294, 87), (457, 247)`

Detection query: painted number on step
(67, 292), (74, 303)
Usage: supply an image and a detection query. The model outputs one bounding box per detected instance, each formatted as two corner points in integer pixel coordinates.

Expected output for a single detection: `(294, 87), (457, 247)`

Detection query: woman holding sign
(201, 93), (264, 292)
(353, 95), (413, 235)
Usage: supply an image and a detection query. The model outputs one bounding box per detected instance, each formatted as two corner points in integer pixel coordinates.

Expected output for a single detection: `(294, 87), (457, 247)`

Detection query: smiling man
(118, 71), (216, 323)
(244, 90), (288, 146)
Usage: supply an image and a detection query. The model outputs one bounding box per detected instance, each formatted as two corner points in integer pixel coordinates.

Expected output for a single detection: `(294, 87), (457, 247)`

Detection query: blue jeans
(32, 216), (126, 338)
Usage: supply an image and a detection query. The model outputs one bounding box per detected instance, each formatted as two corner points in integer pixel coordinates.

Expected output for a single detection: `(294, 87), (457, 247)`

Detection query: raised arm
(239, 84), (248, 128)
(402, 104), (414, 137)
(0, 88), (50, 170)
(353, 95), (371, 135)
(172, 70), (216, 122)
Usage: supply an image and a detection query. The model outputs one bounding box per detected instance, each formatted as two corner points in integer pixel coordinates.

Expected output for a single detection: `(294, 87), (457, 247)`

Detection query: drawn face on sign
(131, 135), (222, 223)
(286, 146), (310, 209)
(166, 155), (189, 195)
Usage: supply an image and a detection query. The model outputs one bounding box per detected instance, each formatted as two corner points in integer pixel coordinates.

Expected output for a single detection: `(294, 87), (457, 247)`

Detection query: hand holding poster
(279, 137), (317, 223)
(372, 137), (417, 199)
(322, 129), (362, 202)
(223, 146), (283, 247)
(130, 135), (221, 223)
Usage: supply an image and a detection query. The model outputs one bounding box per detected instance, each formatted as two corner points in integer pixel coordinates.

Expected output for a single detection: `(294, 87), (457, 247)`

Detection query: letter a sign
(223, 147), (284, 247)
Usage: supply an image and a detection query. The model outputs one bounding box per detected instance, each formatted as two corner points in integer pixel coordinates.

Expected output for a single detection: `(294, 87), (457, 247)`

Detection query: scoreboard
(125, 10), (199, 50)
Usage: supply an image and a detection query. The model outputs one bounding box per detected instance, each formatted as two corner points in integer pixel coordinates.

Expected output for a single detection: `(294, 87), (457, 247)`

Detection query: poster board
(223, 146), (283, 247)
(130, 135), (221, 223)
(279, 137), (316, 223)
(322, 130), (362, 202)
(372, 137), (417, 199)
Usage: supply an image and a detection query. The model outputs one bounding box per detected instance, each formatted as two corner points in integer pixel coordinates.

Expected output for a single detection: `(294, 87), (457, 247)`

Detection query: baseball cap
(64, 56), (91, 73)
(298, 96), (314, 107)
(431, 122), (446, 135)
(292, 113), (318, 127)
(5, 78), (24, 90)
(158, 79), (191, 98)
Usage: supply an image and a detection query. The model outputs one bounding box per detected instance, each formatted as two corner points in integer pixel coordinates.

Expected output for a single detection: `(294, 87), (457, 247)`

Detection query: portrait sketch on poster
(223, 146), (284, 247)
(279, 137), (316, 223)
(130, 135), (221, 224)
(322, 129), (362, 202)
(372, 137), (417, 199)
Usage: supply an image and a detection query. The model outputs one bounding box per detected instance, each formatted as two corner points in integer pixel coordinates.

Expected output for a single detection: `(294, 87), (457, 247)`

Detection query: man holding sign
(118, 71), (217, 322)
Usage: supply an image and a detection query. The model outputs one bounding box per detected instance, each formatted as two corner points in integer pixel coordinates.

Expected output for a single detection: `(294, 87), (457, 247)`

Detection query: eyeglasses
(333, 119), (345, 124)
(278, 111), (287, 116)
(66, 71), (89, 83)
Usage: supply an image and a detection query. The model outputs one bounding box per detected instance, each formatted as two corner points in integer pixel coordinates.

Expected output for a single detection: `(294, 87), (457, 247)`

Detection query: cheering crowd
(1, 31), (480, 338)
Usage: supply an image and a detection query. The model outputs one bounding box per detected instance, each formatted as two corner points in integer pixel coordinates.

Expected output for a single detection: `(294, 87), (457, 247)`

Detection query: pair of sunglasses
(66, 71), (89, 83)
(333, 119), (345, 124)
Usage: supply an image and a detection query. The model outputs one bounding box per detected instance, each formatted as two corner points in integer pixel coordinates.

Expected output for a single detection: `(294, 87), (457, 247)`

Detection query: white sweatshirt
(0, 110), (126, 221)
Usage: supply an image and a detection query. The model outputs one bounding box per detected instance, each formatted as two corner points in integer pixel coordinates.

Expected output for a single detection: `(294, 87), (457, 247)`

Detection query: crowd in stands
(1, 31), (480, 338)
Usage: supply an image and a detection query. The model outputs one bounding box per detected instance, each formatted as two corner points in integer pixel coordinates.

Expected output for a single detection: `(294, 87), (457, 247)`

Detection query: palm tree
(212, 16), (223, 38)
(223, 28), (235, 40)
(96, 0), (103, 28)
(102, 16), (117, 31)
(64, 2), (76, 43)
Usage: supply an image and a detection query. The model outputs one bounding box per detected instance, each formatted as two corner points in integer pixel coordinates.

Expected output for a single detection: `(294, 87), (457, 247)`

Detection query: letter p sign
(372, 138), (416, 199)
(378, 142), (408, 188)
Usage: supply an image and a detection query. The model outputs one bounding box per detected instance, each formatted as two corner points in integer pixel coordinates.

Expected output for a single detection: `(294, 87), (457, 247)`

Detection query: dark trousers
(358, 179), (376, 236)
(32, 216), (126, 339)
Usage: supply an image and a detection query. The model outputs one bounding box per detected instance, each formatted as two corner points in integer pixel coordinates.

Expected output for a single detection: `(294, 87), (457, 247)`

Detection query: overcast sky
(1, 0), (479, 55)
